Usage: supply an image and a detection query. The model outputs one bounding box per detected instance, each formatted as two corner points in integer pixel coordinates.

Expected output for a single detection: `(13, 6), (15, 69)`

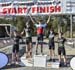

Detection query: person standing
(48, 28), (55, 62)
(58, 32), (67, 66)
(12, 30), (21, 64)
(5, 26), (21, 64)
(29, 14), (50, 55)
(21, 20), (32, 59)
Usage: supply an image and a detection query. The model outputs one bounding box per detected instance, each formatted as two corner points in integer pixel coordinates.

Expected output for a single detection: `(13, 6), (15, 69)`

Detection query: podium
(47, 62), (60, 68)
(21, 56), (33, 67)
(33, 55), (47, 67)
(21, 55), (59, 68)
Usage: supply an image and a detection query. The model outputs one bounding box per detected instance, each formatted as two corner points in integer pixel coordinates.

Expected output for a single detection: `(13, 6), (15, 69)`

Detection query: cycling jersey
(34, 23), (47, 35)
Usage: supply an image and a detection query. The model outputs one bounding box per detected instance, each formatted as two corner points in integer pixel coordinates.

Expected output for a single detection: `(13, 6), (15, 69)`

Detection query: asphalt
(0, 37), (75, 70)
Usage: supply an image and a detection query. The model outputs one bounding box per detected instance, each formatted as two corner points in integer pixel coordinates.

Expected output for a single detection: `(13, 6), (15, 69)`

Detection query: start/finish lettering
(3, 7), (28, 14)
(32, 6), (61, 13)
(2, 5), (61, 15)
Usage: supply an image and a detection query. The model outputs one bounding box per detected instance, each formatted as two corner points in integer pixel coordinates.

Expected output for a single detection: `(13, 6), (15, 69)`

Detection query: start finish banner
(0, 0), (75, 16)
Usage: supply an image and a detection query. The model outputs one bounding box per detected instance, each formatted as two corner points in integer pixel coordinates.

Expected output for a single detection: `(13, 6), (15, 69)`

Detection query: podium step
(20, 55), (59, 68)
(21, 56), (33, 67)
(47, 62), (59, 68)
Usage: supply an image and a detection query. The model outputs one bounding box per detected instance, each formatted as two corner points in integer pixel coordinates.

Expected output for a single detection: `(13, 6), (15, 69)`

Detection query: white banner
(0, 0), (75, 16)
(0, 0), (62, 16)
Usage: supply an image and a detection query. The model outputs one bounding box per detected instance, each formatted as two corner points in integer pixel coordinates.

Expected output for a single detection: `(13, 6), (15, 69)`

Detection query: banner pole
(70, 14), (73, 38)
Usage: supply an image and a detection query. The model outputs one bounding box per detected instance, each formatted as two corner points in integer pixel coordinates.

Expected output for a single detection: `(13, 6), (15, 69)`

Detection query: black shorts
(37, 34), (43, 43)
(58, 47), (66, 55)
(26, 37), (32, 44)
(12, 44), (19, 53)
(49, 42), (55, 50)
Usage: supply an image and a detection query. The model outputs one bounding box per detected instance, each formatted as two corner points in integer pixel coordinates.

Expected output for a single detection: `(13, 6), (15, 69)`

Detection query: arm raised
(46, 15), (51, 24)
(21, 28), (25, 36)
(5, 26), (10, 36)
(29, 14), (36, 24)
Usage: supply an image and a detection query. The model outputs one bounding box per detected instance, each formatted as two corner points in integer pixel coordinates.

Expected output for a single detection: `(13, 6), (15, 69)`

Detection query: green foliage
(16, 16), (25, 32)
(0, 15), (74, 38)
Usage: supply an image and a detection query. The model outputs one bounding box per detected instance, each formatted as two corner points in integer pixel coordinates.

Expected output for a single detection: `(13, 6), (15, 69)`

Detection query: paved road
(4, 67), (72, 70)
(0, 37), (75, 70)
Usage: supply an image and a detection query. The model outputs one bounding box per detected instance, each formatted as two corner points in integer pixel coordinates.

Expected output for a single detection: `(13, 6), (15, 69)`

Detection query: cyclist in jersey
(29, 14), (50, 55)
(21, 20), (32, 59)
(5, 26), (21, 64)
(58, 32), (67, 66)
(12, 30), (21, 64)
(48, 28), (55, 62)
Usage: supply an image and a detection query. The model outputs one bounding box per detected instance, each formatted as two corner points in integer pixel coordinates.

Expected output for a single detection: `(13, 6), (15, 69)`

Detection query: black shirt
(58, 37), (66, 47)
(14, 36), (21, 45)
(48, 31), (55, 43)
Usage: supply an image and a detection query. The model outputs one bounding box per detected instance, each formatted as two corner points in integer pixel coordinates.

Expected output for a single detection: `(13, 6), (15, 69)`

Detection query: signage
(0, 52), (8, 69)
(0, 0), (75, 16)
(0, 0), (62, 15)
(70, 57), (75, 70)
